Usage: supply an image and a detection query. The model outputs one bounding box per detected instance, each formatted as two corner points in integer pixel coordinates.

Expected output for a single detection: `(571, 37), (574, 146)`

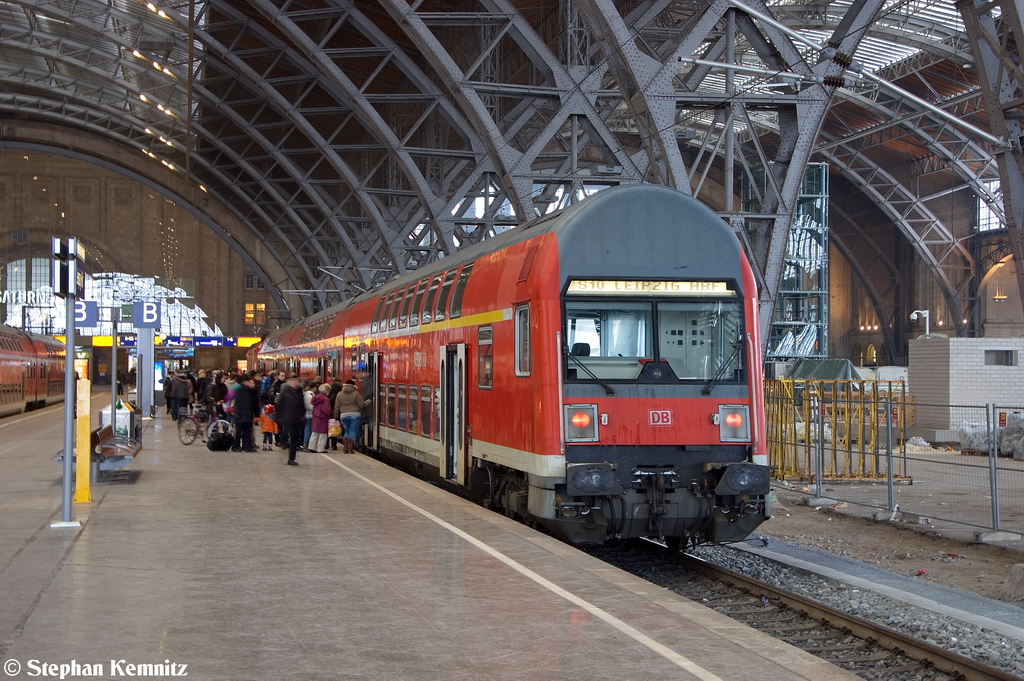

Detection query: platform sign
(132, 302), (161, 329)
(74, 300), (98, 327)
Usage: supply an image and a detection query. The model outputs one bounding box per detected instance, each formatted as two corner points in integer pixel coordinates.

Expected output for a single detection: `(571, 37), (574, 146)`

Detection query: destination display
(566, 280), (735, 296)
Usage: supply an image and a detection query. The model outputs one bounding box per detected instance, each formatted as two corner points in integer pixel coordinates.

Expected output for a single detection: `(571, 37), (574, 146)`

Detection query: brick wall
(909, 336), (1024, 430)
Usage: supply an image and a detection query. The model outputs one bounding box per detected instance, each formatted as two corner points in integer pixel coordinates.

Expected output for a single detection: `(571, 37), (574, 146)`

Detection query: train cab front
(543, 277), (771, 547)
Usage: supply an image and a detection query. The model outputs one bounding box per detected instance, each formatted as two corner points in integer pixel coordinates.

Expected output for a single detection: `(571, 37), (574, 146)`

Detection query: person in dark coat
(230, 375), (260, 452)
(169, 372), (192, 421)
(275, 374), (305, 465)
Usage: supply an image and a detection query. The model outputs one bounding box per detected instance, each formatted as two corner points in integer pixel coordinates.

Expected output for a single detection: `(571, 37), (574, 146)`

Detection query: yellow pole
(74, 378), (91, 503)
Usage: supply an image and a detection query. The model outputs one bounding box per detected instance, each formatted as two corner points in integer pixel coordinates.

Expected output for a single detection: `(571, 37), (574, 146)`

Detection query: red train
(0, 323), (67, 417)
(255, 184), (771, 547)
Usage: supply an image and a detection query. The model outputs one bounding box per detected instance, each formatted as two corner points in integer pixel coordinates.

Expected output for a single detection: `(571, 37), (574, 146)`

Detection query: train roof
(271, 184), (745, 340)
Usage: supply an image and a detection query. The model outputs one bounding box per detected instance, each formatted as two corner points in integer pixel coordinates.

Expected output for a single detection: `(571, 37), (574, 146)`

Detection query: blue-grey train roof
(342, 184), (743, 310)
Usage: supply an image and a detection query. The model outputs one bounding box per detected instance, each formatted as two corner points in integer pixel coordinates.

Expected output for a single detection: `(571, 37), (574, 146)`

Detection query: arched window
(865, 344), (877, 366)
(852, 344), (863, 366)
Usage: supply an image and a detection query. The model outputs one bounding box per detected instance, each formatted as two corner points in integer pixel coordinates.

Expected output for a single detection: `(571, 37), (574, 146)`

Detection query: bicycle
(177, 403), (213, 445)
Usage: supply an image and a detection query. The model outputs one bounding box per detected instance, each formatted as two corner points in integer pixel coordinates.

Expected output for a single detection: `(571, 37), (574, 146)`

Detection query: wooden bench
(53, 424), (142, 475)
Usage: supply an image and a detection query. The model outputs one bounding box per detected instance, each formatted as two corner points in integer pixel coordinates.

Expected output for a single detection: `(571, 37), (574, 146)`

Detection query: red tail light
(565, 404), (599, 442)
(725, 412), (744, 429)
(571, 412), (592, 428)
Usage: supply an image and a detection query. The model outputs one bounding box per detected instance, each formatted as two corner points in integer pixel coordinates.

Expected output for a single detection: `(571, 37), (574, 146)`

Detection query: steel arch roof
(0, 0), (1007, 333)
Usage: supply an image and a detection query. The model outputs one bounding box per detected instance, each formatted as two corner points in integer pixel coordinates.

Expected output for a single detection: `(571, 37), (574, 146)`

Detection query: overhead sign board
(132, 302), (161, 328)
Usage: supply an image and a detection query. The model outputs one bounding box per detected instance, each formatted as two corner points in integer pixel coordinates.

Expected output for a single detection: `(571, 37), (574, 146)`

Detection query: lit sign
(0, 290), (53, 305)
(566, 280), (735, 296)
(194, 337), (223, 347)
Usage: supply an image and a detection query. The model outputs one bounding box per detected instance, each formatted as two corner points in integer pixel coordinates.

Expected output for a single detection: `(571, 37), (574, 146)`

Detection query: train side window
(398, 285), (415, 329)
(432, 386), (441, 440)
(422, 275), (443, 325)
(515, 304), (531, 376)
(449, 263), (473, 319)
(477, 325), (493, 389)
(434, 270), (458, 322)
(375, 293), (395, 334)
(389, 287), (407, 331)
(397, 384), (408, 431)
(386, 384), (396, 428)
(378, 382), (386, 429)
(419, 384), (431, 438)
(370, 297), (386, 334)
(409, 279), (428, 328)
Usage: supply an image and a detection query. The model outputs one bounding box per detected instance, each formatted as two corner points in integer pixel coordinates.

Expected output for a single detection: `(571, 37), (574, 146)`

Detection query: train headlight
(714, 463), (770, 496)
(566, 463), (621, 496)
(718, 405), (750, 442)
(564, 404), (599, 442)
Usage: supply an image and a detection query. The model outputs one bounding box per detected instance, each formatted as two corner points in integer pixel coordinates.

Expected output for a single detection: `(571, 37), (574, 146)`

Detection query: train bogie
(260, 184), (771, 548)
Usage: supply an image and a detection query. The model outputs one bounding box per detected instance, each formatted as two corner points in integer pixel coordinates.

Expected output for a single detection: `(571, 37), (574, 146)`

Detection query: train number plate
(649, 410), (672, 426)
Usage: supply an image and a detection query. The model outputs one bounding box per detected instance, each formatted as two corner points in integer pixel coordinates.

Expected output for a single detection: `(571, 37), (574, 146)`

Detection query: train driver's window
(389, 288), (408, 331)
(515, 304), (530, 376)
(409, 279), (428, 328)
(422, 275), (443, 325)
(434, 269), (458, 322)
(657, 300), (742, 381)
(564, 301), (650, 380)
(477, 325), (493, 389)
(420, 385), (431, 438)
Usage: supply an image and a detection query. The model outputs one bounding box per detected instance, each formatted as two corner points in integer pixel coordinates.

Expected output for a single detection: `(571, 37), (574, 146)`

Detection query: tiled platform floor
(1, 396), (855, 680)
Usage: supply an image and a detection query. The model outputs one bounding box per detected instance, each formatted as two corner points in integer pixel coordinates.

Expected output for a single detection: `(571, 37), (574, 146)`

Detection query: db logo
(649, 410), (672, 426)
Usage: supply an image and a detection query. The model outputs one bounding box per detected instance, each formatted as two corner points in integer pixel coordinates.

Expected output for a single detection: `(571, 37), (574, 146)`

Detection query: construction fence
(764, 379), (1024, 536)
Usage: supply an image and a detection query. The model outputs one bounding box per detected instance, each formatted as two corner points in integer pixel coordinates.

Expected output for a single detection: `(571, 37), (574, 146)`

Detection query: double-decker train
(0, 323), (66, 417)
(254, 184), (771, 547)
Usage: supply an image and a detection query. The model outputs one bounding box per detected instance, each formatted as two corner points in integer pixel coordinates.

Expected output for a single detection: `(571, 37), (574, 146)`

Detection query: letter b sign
(74, 301), (98, 327)
(132, 302), (161, 329)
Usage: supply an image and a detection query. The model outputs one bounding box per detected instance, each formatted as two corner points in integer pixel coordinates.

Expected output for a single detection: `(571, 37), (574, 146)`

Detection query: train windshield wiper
(702, 339), (744, 395)
(566, 351), (615, 395)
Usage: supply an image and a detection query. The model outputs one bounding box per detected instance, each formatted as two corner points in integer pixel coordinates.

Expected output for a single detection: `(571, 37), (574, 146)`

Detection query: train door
(364, 352), (381, 451)
(439, 344), (467, 484)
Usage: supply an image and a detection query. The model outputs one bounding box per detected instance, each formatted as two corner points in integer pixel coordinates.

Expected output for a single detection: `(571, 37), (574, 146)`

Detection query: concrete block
(999, 564), (1024, 602)
(975, 530), (1023, 542)
(801, 497), (838, 507)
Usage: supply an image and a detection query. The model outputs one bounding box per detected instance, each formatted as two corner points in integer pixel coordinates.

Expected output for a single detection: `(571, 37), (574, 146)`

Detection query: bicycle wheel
(206, 419), (233, 439)
(178, 416), (199, 445)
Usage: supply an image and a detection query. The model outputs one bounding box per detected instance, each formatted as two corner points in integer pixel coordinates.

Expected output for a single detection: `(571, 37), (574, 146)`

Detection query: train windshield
(565, 302), (652, 380)
(564, 298), (743, 382)
(657, 300), (743, 380)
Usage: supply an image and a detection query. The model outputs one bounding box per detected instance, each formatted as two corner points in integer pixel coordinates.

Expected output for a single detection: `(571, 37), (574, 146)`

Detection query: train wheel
(178, 417), (199, 445)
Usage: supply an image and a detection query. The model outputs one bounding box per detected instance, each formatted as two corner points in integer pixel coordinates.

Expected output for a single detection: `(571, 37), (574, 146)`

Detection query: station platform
(1, 395), (855, 681)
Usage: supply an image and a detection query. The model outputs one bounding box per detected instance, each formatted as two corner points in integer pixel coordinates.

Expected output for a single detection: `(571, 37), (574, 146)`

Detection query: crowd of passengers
(162, 367), (370, 463)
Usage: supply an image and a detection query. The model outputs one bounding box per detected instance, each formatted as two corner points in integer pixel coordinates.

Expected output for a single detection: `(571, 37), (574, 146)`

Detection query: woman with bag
(308, 383), (333, 453)
(333, 379), (368, 453)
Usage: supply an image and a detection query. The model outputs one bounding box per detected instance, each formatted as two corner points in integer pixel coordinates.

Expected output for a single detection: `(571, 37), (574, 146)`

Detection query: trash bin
(99, 402), (140, 441)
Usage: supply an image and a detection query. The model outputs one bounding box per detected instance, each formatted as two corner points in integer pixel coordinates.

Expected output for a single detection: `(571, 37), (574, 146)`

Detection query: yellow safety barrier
(765, 378), (909, 482)
(74, 378), (91, 503)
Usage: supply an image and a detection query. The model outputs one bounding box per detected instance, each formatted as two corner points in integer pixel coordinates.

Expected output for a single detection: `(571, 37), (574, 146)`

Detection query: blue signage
(74, 300), (98, 327)
(132, 301), (161, 329)
(194, 337), (223, 347)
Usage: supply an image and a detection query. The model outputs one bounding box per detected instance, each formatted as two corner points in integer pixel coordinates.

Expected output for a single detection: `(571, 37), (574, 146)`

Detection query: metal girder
(959, 0), (1024, 323)
(573, 0), (884, 348)
(819, 132), (974, 334)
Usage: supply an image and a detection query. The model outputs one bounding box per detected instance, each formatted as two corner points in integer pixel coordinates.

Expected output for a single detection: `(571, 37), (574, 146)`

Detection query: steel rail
(673, 549), (1019, 681)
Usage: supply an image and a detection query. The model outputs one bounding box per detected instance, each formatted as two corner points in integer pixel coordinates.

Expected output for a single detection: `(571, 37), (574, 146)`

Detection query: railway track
(586, 541), (1019, 681)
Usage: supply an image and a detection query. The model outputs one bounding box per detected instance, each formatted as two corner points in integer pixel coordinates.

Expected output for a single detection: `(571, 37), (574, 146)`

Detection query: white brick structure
(908, 336), (1024, 440)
